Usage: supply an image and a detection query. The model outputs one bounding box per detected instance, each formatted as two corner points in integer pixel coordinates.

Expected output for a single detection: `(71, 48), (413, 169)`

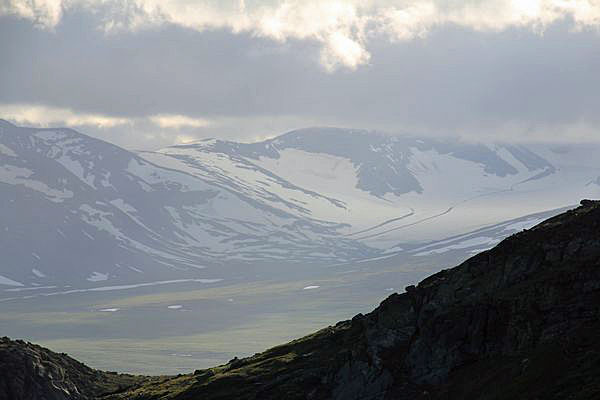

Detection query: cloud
(149, 114), (211, 129)
(0, 0), (63, 28)
(0, 104), (216, 148)
(2, 2), (600, 149)
(0, 104), (131, 128)
(0, 105), (210, 132)
(2, 1), (600, 70)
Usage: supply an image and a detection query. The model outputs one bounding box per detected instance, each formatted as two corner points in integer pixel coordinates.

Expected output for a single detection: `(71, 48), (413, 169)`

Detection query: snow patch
(503, 218), (544, 232)
(413, 236), (501, 256)
(55, 154), (96, 188)
(79, 204), (123, 239)
(34, 130), (69, 141)
(110, 198), (137, 214)
(469, 247), (494, 254)
(0, 165), (73, 201)
(32, 268), (45, 278)
(0, 274), (24, 286)
(5, 285), (57, 292)
(87, 272), (109, 282)
(0, 144), (17, 157)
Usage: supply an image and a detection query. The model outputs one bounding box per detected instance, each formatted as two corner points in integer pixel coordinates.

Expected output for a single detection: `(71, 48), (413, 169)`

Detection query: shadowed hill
(2, 199), (600, 399)
(0, 337), (150, 400)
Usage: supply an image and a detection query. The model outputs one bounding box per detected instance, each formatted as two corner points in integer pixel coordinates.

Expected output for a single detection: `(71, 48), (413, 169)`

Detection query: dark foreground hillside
(3, 200), (600, 400)
(0, 337), (150, 399)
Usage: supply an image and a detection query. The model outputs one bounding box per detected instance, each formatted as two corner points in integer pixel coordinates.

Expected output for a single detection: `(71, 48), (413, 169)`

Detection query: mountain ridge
(160, 126), (555, 198)
(1, 122), (599, 288)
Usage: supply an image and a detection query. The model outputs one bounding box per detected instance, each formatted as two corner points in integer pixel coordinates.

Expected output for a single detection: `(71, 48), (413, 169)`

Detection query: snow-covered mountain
(0, 121), (373, 287)
(1, 121), (599, 288)
(148, 127), (600, 249)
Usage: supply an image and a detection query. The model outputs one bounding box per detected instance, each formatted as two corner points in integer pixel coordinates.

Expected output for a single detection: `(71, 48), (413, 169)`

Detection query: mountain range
(1, 120), (599, 288)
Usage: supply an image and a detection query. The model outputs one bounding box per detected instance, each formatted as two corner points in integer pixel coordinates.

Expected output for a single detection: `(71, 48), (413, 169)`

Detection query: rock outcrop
(0, 337), (146, 400)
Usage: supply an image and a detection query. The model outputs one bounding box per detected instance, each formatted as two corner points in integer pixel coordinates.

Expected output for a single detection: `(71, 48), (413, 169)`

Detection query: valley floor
(0, 253), (448, 375)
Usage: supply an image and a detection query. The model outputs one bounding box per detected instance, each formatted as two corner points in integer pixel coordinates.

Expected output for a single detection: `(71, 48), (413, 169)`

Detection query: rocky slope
(101, 199), (600, 399)
(0, 337), (150, 400)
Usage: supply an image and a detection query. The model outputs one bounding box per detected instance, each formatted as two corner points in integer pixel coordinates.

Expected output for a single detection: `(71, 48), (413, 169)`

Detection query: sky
(1, 0), (600, 149)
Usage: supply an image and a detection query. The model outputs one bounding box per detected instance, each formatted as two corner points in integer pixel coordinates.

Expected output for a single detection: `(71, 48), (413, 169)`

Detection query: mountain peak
(271, 126), (386, 143)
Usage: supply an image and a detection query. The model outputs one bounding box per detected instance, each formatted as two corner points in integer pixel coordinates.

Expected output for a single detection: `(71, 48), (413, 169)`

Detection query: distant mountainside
(1, 120), (599, 287)
(3, 200), (600, 400)
(145, 126), (599, 248)
(0, 121), (373, 287)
